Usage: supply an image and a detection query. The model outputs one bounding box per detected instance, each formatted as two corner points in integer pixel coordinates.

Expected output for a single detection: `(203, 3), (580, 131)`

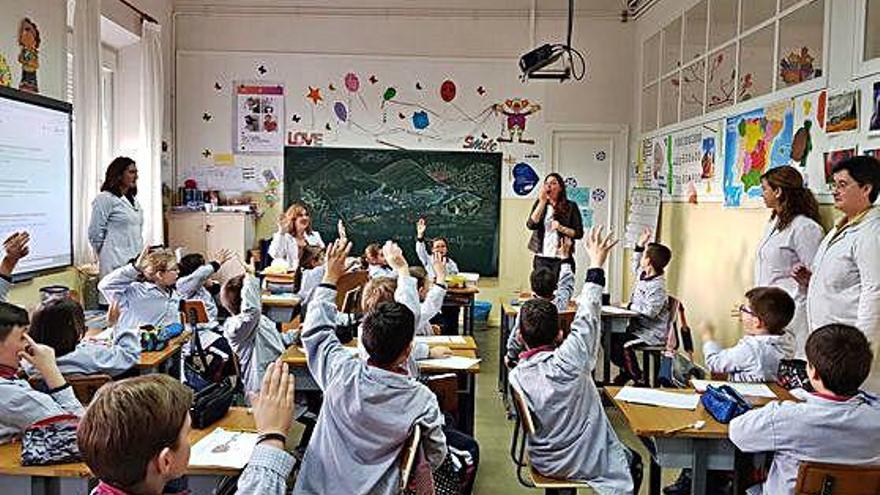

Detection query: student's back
(297, 280), (446, 494)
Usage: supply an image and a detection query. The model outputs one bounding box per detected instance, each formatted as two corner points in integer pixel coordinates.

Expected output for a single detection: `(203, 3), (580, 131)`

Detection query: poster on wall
(792, 90), (829, 198)
(824, 148), (856, 185)
(670, 128), (704, 202)
(825, 89), (859, 134)
(699, 120), (724, 202)
(870, 81), (880, 135)
(233, 82), (285, 154)
(723, 100), (794, 207)
(624, 187), (661, 249)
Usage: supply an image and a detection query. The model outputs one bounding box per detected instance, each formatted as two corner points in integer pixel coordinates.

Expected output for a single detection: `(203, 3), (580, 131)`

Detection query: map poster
(723, 100), (794, 207)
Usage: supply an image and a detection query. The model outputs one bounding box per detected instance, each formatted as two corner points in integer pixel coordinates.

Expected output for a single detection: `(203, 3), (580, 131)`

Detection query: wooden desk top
(282, 338), (481, 374)
(604, 384), (795, 439)
(261, 293), (302, 308)
(502, 299), (635, 318)
(138, 331), (191, 369)
(0, 407), (257, 479)
(446, 286), (479, 296)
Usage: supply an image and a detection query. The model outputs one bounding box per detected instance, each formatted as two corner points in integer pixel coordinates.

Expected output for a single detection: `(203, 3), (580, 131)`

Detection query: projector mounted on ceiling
(519, 0), (586, 82)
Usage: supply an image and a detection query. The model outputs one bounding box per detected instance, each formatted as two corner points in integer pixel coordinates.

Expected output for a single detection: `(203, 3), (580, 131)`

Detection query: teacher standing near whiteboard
(754, 166), (824, 358)
(268, 203), (326, 269)
(88, 157), (144, 284)
(526, 173), (584, 276)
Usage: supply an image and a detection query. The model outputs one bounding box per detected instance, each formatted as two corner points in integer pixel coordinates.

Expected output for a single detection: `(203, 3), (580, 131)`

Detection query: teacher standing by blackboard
(526, 173), (584, 276)
(88, 157), (144, 298)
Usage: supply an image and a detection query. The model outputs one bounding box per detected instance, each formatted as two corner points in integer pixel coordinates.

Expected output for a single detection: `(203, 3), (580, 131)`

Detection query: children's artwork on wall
(511, 162), (539, 196)
(870, 81), (880, 135)
(0, 54), (11, 87)
(17, 18), (40, 93)
(779, 47), (821, 87)
(233, 83), (285, 154)
(825, 90), (859, 134)
(723, 100), (794, 207)
(823, 148), (856, 185)
(863, 148), (880, 160)
(792, 90), (832, 199)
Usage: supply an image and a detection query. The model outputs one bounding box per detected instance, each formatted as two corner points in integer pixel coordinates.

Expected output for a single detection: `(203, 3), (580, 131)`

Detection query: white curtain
(139, 20), (164, 246)
(71, 0), (103, 264)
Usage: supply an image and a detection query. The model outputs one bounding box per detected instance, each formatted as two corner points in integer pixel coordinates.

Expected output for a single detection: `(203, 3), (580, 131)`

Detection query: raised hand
(638, 227), (652, 248)
(322, 238), (352, 285)
(337, 219), (347, 240)
(382, 241), (408, 272)
(1, 231), (30, 276)
(253, 360), (295, 445)
(432, 251), (447, 282)
(538, 185), (550, 203)
(557, 236), (573, 260)
(213, 248), (234, 266)
(584, 225), (618, 269)
(416, 218), (427, 239)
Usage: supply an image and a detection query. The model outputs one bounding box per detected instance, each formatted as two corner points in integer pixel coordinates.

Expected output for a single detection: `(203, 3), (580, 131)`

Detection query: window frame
(853, 0), (880, 80)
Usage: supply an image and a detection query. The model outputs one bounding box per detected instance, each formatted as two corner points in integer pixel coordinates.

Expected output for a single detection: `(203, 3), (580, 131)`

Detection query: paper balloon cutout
(334, 102), (347, 122)
(440, 80), (456, 102)
(344, 73), (359, 92)
(512, 162), (539, 196)
(412, 111), (429, 130)
(383, 87), (397, 101)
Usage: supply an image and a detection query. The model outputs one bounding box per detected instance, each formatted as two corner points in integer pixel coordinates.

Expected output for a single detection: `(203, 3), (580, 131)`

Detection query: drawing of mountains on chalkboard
(302, 159), (382, 196)
(447, 162), (496, 196)
(371, 159), (440, 190)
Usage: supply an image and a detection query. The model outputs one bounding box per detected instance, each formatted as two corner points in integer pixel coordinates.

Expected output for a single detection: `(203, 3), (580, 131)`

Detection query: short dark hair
(832, 155), (880, 203)
(178, 253), (205, 278)
(431, 237), (448, 250)
(220, 274), (244, 315)
(645, 243), (672, 272)
(805, 324), (872, 396)
(409, 266), (428, 291)
(362, 302), (415, 366)
(100, 156), (137, 199)
(0, 301), (29, 342)
(745, 286), (795, 335)
(29, 297), (85, 357)
(519, 298), (558, 348)
(529, 267), (557, 299)
(78, 375), (192, 490)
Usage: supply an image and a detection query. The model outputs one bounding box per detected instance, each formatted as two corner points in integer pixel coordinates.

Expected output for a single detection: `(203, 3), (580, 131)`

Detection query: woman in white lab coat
(754, 166), (824, 358)
(88, 157), (144, 293)
(267, 203), (325, 269)
(795, 156), (880, 391)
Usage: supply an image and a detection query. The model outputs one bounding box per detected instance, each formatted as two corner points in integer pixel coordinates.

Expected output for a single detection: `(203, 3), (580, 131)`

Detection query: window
(641, 0), (826, 132)
(865, 0), (880, 62)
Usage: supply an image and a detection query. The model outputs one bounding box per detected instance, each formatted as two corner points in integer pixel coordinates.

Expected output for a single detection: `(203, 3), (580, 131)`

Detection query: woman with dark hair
(755, 165), (824, 357)
(526, 173), (584, 276)
(88, 157), (144, 287)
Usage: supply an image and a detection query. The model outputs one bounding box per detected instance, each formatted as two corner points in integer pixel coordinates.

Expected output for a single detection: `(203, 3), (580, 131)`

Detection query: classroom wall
(627, 0), (869, 351)
(173, 5), (636, 324)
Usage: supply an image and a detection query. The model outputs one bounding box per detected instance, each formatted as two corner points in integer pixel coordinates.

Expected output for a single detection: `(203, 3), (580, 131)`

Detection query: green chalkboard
(284, 147), (502, 276)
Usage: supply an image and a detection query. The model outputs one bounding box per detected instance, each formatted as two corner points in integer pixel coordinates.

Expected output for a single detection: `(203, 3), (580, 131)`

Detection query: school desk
(444, 286), (480, 336)
(261, 292), (302, 324)
(604, 385), (795, 495)
(281, 338), (481, 435)
(0, 406), (258, 495)
(137, 330), (191, 375)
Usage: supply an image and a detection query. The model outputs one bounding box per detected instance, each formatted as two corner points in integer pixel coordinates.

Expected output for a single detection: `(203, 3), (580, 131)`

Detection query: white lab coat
(88, 192), (144, 280)
(730, 389), (880, 495)
(807, 207), (880, 392)
(415, 240), (460, 279)
(754, 215), (824, 358)
(267, 230), (324, 269)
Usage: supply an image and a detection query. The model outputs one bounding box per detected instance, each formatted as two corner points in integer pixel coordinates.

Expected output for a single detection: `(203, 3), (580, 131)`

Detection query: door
(549, 125), (628, 299)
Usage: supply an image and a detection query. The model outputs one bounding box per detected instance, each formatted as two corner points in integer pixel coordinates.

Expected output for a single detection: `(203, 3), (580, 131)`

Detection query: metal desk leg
(464, 297), (475, 336)
(499, 311), (509, 393)
(459, 372), (476, 435)
(691, 439), (709, 495)
(602, 318), (612, 386)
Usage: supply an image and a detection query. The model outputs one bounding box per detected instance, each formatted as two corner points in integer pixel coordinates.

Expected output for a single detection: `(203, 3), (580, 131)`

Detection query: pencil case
(701, 384), (752, 423)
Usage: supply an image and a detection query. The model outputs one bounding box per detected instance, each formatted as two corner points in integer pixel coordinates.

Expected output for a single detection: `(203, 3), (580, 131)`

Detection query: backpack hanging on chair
(657, 298), (705, 388)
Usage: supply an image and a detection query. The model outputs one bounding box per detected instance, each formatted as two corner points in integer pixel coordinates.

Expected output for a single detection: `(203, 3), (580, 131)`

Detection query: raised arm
(97, 263), (141, 305)
(222, 274), (263, 348)
(0, 232), (30, 301)
(631, 228), (652, 276)
(415, 218), (432, 268)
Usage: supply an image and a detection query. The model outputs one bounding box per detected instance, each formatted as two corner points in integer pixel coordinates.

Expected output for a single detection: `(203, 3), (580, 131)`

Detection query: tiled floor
(470, 324), (676, 494)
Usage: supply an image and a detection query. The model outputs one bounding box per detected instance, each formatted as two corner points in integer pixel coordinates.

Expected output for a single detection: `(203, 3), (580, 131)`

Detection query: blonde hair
(362, 277), (397, 313)
(281, 203), (312, 236)
(139, 249), (177, 282)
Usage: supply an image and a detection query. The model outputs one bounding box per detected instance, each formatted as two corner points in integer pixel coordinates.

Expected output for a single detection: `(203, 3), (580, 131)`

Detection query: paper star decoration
(213, 82), (222, 91)
(202, 149), (212, 158)
(291, 114), (301, 123)
(257, 65), (267, 75)
(477, 86), (486, 96)
(307, 86), (323, 104)
(369, 75), (378, 84)
(202, 112), (212, 122)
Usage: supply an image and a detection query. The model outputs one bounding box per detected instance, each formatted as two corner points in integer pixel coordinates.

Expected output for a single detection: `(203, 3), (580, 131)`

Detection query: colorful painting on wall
(824, 148), (856, 185)
(825, 90), (859, 134)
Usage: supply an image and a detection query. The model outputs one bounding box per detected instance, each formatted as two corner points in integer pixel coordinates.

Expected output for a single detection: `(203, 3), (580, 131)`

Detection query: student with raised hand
(730, 324), (880, 495)
(76, 360), (296, 495)
(0, 233), (84, 444)
(415, 217), (459, 280)
(176, 248), (235, 321)
(509, 226), (641, 494)
(296, 238), (448, 494)
(409, 252), (449, 336)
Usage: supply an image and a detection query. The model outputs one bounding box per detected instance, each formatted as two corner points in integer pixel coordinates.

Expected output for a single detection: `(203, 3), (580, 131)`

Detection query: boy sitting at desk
(295, 239), (448, 494)
(701, 287), (795, 382)
(613, 228), (672, 385)
(77, 361), (297, 495)
(505, 238), (576, 367)
(509, 226), (642, 494)
(730, 324), (880, 494)
(0, 232), (85, 444)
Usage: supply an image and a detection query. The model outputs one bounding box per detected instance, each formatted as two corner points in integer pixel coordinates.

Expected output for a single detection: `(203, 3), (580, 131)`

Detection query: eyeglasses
(738, 304), (755, 316)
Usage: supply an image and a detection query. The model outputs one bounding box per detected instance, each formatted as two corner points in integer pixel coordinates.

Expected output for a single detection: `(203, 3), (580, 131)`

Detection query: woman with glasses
(794, 156), (880, 391)
(754, 166), (824, 358)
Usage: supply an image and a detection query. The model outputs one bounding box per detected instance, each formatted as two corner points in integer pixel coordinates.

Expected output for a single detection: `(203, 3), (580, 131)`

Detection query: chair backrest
(664, 295), (695, 355)
(182, 300), (209, 324)
(558, 309), (576, 337)
(424, 373), (459, 423)
(399, 424), (423, 491)
(29, 373), (112, 405)
(796, 461), (880, 495)
(509, 385), (537, 436)
(336, 270), (369, 311)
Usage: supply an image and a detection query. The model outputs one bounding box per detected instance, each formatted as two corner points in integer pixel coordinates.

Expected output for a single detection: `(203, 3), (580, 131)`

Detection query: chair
(399, 424), (423, 492)
(425, 373), (460, 426)
(336, 270), (369, 311)
(182, 300), (209, 324)
(795, 461), (880, 495)
(629, 296), (692, 388)
(509, 385), (591, 494)
(29, 373), (112, 405)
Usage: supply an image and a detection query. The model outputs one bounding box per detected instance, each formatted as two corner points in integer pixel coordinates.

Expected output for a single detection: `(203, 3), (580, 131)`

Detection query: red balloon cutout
(440, 80), (456, 103)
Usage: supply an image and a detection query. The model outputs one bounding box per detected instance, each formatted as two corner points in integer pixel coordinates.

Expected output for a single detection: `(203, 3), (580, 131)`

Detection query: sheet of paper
(602, 305), (638, 317)
(189, 428), (259, 470)
(691, 380), (777, 398)
(414, 336), (467, 345)
(419, 356), (481, 370)
(615, 386), (700, 410)
(261, 293), (300, 302)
